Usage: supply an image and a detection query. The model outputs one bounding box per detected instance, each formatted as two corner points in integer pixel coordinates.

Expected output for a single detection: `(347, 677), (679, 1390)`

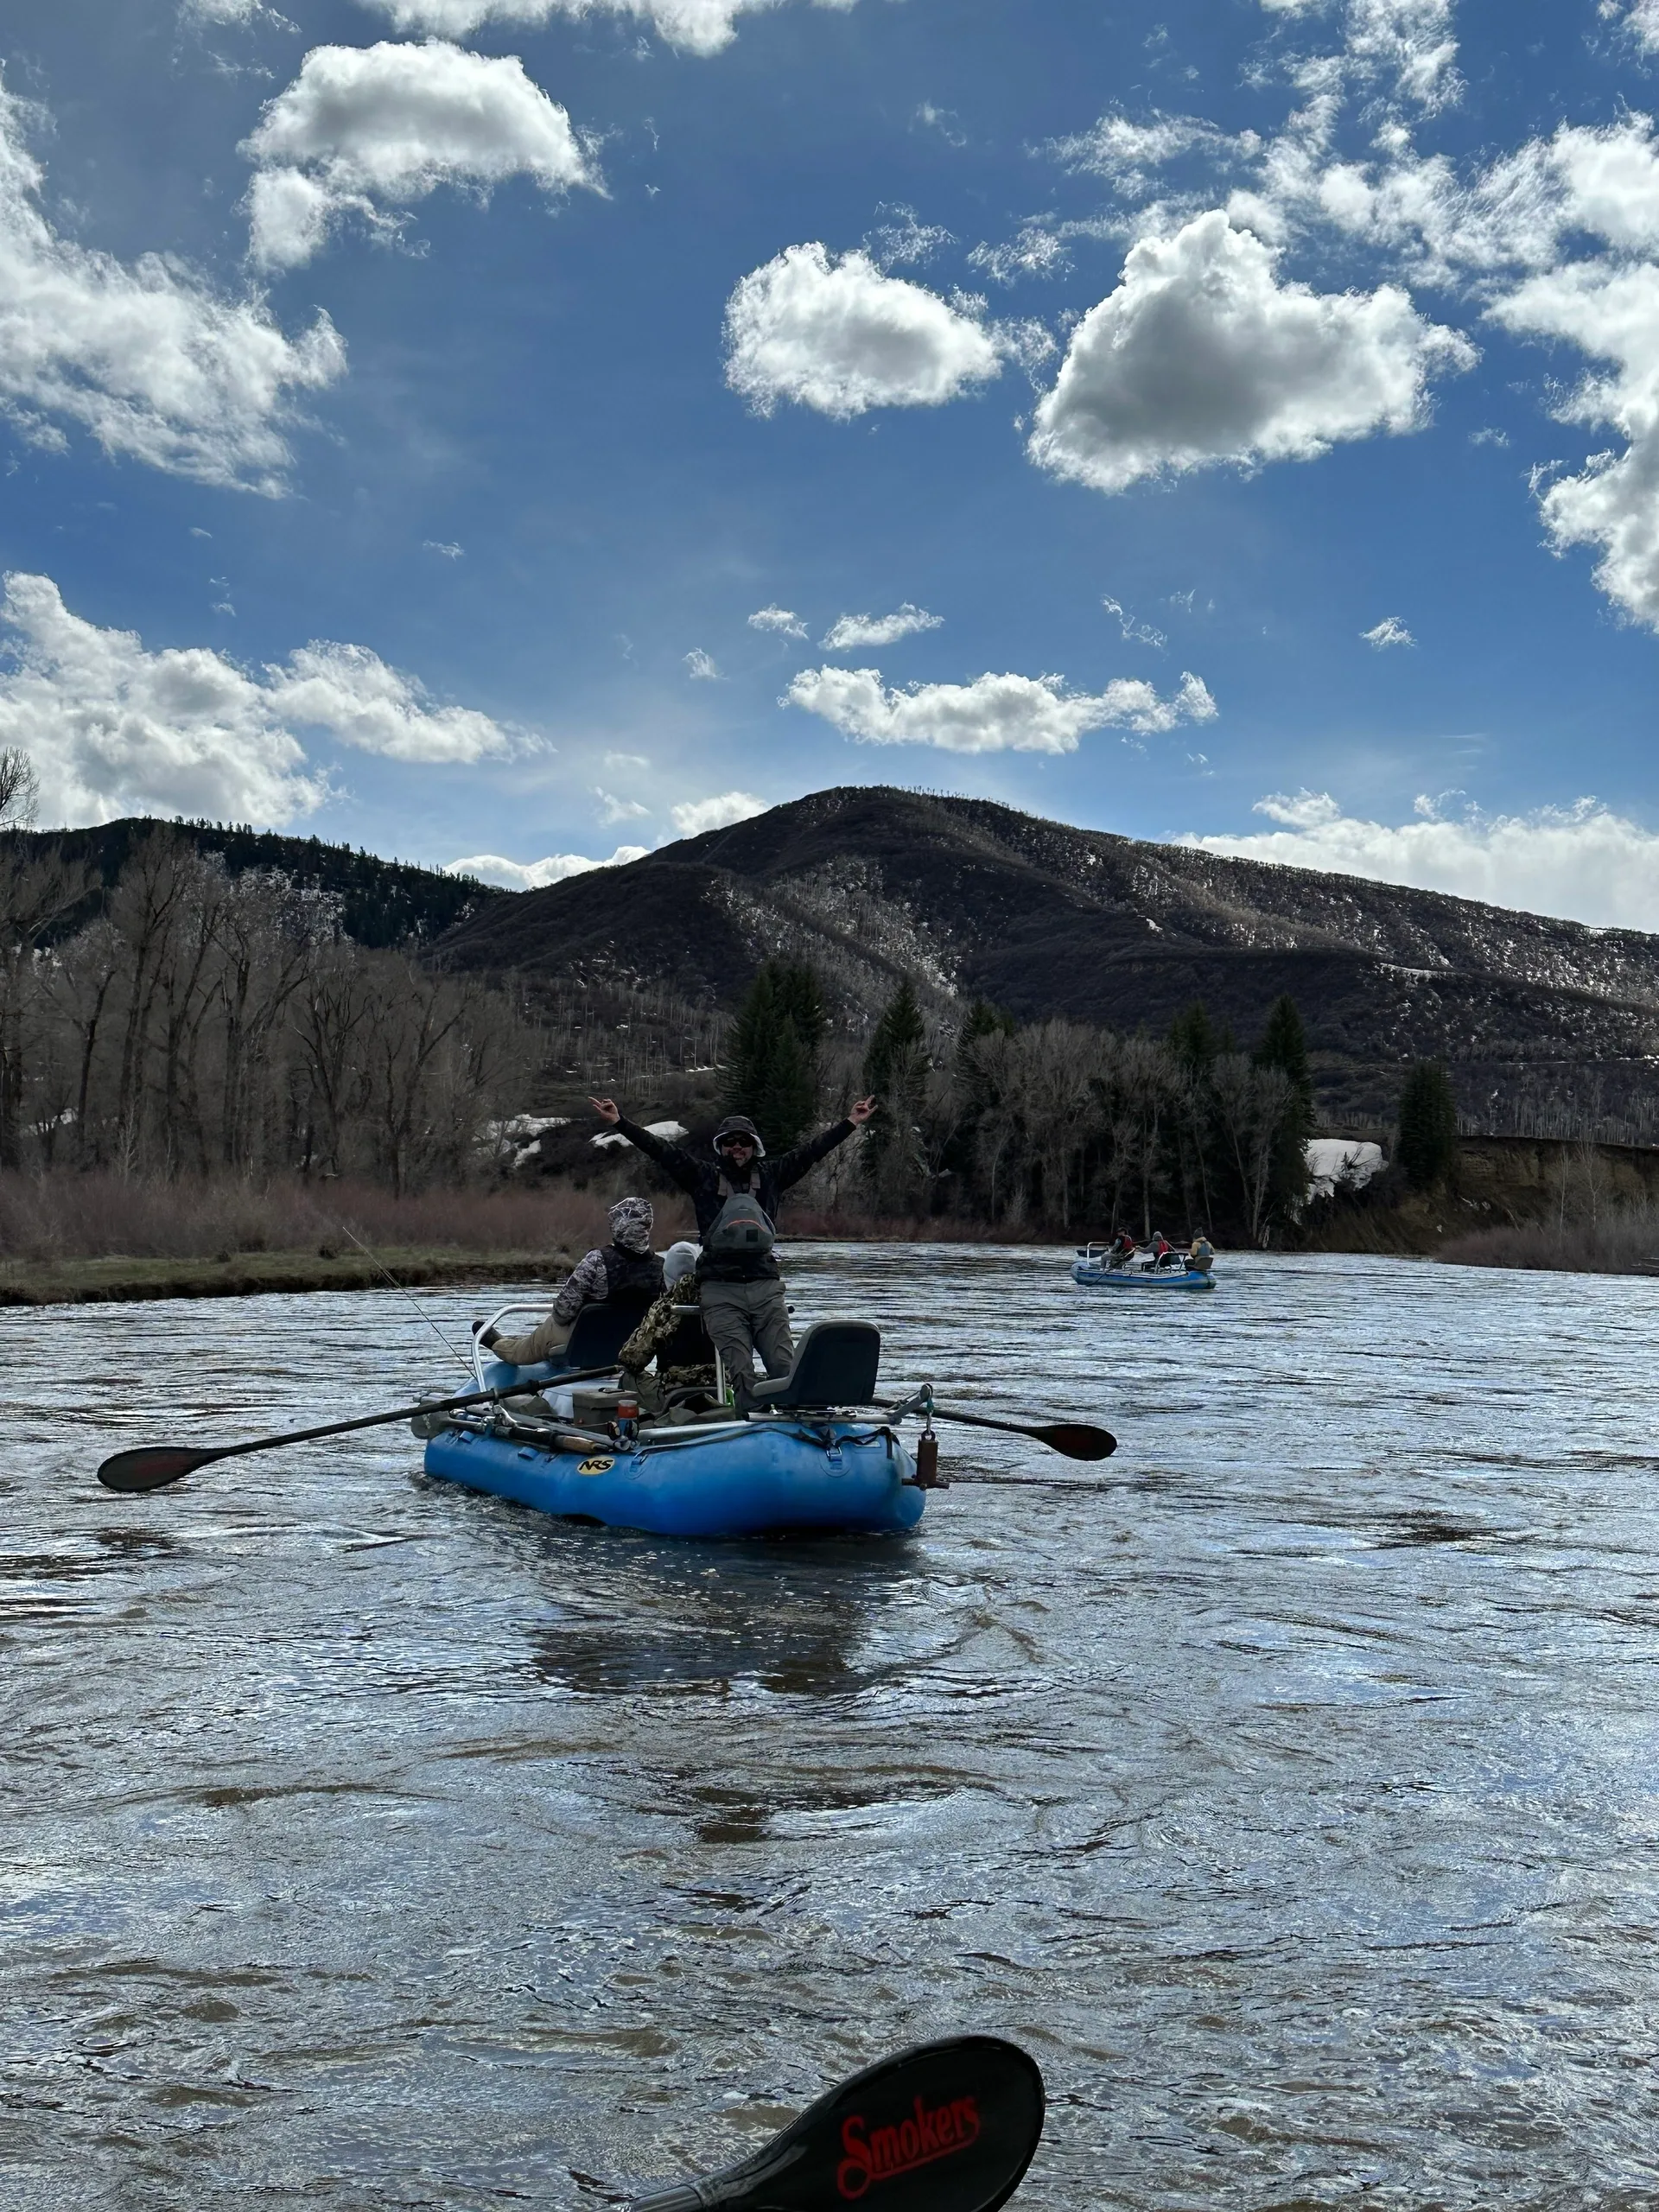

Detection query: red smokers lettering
(836, 2091), (981, 2198)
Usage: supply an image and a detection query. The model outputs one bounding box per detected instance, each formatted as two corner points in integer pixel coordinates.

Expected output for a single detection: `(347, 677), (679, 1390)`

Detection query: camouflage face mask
(609, 1197), (655, 1254)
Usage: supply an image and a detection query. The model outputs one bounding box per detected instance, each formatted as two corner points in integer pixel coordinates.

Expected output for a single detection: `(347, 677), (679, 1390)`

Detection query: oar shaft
(186, 1363), (623, 1470)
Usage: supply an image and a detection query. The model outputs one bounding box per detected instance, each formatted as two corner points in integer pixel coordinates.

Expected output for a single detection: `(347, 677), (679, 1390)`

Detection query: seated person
(480, 1196), (664, 1367)
(618, 1241), (718, 1395)
(1188, 1230), (1215, 1272)
(1107, 1230), (1138, 1268)
(1147, 1230), (1176, 1269)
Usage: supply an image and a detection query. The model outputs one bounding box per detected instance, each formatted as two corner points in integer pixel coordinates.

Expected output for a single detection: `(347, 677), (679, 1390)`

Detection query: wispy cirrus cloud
(748, 605), (807, 639)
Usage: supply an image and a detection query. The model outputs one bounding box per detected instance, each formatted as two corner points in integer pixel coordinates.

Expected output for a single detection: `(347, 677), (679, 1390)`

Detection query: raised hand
(590, 1096), (621, 1124)
(849, 1096), (877, 1125)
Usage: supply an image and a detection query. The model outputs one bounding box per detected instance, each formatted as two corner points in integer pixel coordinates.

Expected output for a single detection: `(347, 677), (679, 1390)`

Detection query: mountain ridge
(435, 785), (1659, 1130)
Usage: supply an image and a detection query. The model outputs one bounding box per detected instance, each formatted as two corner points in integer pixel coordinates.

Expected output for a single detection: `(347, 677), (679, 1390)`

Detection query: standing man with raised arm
(588, 1096), (876, 1396)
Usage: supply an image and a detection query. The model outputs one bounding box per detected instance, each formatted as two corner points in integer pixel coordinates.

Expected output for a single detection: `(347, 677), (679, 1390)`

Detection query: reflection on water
(6, 1247), (1659, 2209)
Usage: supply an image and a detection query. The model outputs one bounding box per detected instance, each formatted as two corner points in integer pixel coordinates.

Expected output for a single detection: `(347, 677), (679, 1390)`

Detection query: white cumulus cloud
(820, 603), (942, 650)
(244, 41), (598, 270)
(1027, 212), (1473, 493)
(0, 571), (517, 827)
(1362, 614), (1414, 646)
(724, 243), (1002, 418)
(0, 78), (343, 493)
(352, 0), (855, 58)
(594, 785), (650, 823)
(784, 664), (1217, 753)
(448, 843), (647, 889)
(670, 790), (766, 836)
(267, 641), (514, 762)
(748, 605), (807, 638)
(1491, 259), (1659, 631)
(1178, 790), (1659, 931)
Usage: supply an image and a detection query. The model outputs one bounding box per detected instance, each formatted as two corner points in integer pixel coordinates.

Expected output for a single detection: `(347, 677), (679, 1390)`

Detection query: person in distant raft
(589, 1097), (875, 1394)
(478, 1194), (664, 1365)
(1187, 1230), (1215, 1273)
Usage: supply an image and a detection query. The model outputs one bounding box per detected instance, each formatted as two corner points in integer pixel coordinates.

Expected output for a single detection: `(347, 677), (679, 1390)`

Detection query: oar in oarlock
(95, 1363), (627, 1495)
(626, 2034), (1045, 2212)
(889, 1389), (1116, 1463)
(929, 1406), (1116, 1461)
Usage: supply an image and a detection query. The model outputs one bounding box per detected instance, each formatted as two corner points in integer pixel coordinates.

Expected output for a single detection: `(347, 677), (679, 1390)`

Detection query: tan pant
(490, 1313), (573, 1366)
(699, 1277), (793, 1381)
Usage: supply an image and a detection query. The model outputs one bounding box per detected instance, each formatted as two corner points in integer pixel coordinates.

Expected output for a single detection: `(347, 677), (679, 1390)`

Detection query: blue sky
(5, 0), (1659, 925)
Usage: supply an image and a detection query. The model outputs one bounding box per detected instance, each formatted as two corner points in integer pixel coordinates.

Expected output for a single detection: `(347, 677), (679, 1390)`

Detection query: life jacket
(702, 1173), (776, 1261)
(598, 1242), (665, 1306)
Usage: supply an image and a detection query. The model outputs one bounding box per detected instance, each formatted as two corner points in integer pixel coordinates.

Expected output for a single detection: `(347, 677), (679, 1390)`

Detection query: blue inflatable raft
(420, 1308), (925, 1540)
(1072, 1244), (1217, 1290)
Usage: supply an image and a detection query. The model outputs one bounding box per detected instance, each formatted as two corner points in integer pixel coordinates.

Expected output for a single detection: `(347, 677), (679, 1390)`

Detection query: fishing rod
(322, 1212), (473, 1372)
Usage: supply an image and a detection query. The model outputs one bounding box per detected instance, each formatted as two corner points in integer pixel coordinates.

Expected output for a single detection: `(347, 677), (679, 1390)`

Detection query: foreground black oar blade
(98, 1446), (222, 1494)
(1027, 1421), (1116, 1462)
(628, 2035), (1044, 2212)
(94, 1359), (627, 1495)
(930, 1406), (1116, 1462)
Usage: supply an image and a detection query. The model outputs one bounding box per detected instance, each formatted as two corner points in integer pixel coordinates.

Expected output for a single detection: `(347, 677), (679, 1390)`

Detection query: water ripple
(5, 1248), (1659, 2207)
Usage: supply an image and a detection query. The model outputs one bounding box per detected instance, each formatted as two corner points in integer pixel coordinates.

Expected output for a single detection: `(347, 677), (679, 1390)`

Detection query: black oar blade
(97, 1445), (219, 1493)
(629, 2035), (1045, 2212)
(1034, 1422), (1116, 1462)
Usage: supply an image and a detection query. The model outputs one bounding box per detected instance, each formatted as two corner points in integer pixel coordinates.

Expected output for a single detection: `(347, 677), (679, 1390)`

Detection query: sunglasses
(719, 1135), (754, 1150)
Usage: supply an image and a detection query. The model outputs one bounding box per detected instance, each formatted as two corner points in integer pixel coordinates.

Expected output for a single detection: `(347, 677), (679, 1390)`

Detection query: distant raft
(1072, 1245), (1217, 1291)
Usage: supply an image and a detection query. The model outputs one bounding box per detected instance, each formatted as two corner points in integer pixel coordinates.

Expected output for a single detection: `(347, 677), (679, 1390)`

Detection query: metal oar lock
(911, 1389), (946, 1491)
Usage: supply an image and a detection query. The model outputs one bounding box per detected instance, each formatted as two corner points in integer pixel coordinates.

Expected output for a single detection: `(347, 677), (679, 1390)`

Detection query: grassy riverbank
(0, 1172), (604, 1307)
(0, 1245), (577, 1307)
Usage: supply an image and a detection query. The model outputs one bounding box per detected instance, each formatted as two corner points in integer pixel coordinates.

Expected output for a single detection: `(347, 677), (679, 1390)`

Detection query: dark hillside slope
(436, 786), (1659, 1127)
(7, 819), (502, 946)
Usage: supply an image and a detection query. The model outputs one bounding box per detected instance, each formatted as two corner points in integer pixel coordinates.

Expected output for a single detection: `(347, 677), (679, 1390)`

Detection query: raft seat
(746, 1321), (881, 1411)
(545, 1297), (653, 1375)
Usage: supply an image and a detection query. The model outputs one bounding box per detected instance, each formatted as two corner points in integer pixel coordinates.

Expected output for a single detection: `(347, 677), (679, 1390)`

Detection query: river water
(5, 1246), (1659, 2211)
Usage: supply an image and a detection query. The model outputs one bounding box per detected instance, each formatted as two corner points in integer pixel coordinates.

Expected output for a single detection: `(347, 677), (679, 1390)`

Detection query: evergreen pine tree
(1252, 994), (1316, 1225)
(1168, 999), (1220, 1071)
(722, 965), (777, 1120)
(770, 962), (828, 1059)
(721, 959), (828, 1147)
(1396, 1062), (1460, 1190)
(1253, 995), (1314, 1123)
(862, 980), (930, 1200)
(864, 978), (927, 1098)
